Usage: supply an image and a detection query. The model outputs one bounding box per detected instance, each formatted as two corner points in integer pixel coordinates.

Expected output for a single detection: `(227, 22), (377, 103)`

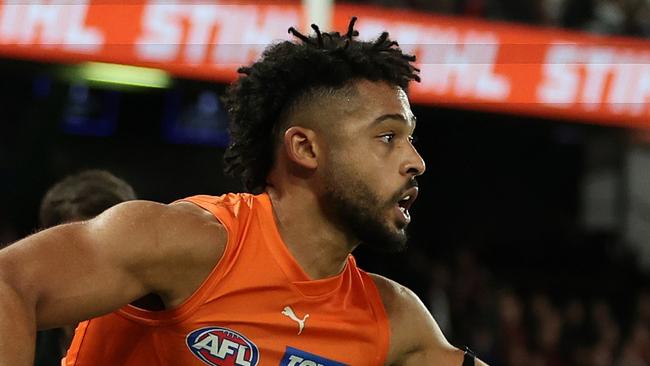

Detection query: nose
(401, 144), (426, 177)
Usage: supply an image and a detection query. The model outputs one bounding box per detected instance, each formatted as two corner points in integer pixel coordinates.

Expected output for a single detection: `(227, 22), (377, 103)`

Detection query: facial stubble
(321, 161), (409, 253)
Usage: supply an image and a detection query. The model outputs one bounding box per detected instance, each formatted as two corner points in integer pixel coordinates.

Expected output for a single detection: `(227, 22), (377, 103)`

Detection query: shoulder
(367, 273), (428, 339)
(368, 273), (463, 366)
(367, 273), (410, 310)
(92, 199), (226, 252)
(92, 199), (228, 306)
(118, 199), (227, 263)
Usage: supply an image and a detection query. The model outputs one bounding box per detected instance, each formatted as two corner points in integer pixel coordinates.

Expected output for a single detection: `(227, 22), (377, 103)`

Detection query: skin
(0, 79), (487, 366)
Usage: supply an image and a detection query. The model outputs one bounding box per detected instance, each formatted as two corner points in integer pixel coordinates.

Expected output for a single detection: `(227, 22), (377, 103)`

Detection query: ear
(283, 126), (319, 170)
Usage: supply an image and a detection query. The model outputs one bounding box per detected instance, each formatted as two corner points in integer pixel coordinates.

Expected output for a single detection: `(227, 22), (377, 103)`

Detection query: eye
(379, 133), (395, 143)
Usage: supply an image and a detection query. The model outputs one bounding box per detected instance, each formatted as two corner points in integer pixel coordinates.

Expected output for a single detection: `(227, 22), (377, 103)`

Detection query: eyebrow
(372, 113), (417, 128)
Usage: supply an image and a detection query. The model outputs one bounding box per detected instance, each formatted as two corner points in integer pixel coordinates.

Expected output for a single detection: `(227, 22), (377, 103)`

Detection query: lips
(395, 186), (419, 225)
(397, 186), (419, 211)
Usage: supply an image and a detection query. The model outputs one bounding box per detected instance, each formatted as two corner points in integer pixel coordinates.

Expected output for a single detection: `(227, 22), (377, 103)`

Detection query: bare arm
(0, 200), (225, 365)
(371, 274), (489, 366)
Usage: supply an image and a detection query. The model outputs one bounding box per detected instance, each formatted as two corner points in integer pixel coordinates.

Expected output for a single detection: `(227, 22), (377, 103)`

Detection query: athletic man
(0, 19), (487, 365)
(33, 170), (136, 366)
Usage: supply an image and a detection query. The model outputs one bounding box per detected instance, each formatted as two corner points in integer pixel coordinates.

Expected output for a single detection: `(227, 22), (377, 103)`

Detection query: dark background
(4, 0), (650, 363)
(0, 56), (647, 365)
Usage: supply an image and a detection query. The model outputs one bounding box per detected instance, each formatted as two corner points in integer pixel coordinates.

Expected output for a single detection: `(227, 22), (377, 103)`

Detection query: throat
(266, 189), (356, 280)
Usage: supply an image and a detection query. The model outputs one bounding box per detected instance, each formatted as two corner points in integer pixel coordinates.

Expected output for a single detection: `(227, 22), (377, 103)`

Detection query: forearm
(0, 279), (36, 365)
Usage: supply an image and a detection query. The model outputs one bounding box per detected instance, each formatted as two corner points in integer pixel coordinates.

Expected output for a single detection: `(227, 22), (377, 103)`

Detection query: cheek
(327, 145), (395, 200)
(322, 155), (356, 190)
(366, 142), (405, 171)
(328, 147), (364, 175)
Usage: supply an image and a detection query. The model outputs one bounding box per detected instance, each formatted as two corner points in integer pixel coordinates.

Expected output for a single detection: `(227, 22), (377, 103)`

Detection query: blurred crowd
(4, 219), (649, 366)
(402, 248), (650, 366)
(2, 200), (650, 366)
(349, 0), (650, 37)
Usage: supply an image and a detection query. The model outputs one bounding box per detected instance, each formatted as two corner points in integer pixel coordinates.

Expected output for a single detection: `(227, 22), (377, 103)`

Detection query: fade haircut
(224, 17), (420, 193)
(39, 170), (136, 228)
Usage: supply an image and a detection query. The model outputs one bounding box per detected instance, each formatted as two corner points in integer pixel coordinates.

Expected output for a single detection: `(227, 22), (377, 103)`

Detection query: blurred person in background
(33, 170), (136, 366)
(38, 170), (136, 229)
(616, 323), (650, 366)
(0, 19), (488, 365)
(352, 0), (650, 38)
(615, 290), (650, 366)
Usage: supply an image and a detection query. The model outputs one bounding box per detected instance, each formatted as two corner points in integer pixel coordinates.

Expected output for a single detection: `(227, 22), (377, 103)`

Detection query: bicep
(394, 287), (489, 366)
(0, 202), (159, 329)
(394, 288), (462, 365)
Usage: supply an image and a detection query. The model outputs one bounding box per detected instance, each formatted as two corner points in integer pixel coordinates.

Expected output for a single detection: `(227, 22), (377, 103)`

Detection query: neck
(265, 185), (358, 280)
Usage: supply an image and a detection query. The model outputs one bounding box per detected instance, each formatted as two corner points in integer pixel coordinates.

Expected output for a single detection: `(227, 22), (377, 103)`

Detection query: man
(38, 170), (137, 229)
(0, 19), (487, 365)
(32, 170), (136, 366)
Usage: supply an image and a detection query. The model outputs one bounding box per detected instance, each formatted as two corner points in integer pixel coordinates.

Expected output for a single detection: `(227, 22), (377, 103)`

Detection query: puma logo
(282, 306), (310, 335)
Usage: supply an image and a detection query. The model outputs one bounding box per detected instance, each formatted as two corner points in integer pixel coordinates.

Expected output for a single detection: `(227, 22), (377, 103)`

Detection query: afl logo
(186, 327), (260, 366)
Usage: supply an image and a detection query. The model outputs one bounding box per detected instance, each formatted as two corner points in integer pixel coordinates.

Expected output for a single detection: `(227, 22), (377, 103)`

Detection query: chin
(375, 237), (408, 253)
(361, 224), (408, 253)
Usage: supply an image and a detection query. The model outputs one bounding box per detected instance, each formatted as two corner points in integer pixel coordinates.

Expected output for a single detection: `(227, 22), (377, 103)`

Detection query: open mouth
(396, 187), (419, 223)
(397, 187), (418, 211)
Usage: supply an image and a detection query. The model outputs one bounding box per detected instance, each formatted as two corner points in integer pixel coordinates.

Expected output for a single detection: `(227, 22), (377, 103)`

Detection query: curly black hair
(224, 17), (420, 193)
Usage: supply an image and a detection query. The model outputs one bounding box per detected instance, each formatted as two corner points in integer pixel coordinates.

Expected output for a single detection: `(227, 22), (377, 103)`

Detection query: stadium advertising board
(0, 1), (647, 127)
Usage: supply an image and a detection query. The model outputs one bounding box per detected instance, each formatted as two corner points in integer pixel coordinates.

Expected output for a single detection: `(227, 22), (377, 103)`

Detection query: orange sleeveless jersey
(63, 193), (390, 366)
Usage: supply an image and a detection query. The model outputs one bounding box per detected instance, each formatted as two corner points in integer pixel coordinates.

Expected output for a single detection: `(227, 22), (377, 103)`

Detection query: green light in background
(77, 62), (171, 89)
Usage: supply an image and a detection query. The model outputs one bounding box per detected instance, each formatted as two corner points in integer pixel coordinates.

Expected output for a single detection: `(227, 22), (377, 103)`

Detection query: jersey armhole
(360, 270), (391, 366)
(61, 320), (90, 365)
(115, 197), (240, 326)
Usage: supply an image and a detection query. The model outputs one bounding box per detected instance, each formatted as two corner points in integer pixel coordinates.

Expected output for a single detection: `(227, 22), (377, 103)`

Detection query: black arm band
(462, 346), (476, 366)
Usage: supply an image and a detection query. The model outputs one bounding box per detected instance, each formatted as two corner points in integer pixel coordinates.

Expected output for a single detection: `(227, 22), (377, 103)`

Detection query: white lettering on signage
(538, 43), (650, 116)
(184, 5), (219, 63)
(136, 2), (298, 65)
(537, 44), (580, 105)
(608, 52), (638, 114)
(0, 0), (103, 52)
(358, 20), (510, 101)
(418, 30), (511, 100)
(135, 4), (184, 61)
